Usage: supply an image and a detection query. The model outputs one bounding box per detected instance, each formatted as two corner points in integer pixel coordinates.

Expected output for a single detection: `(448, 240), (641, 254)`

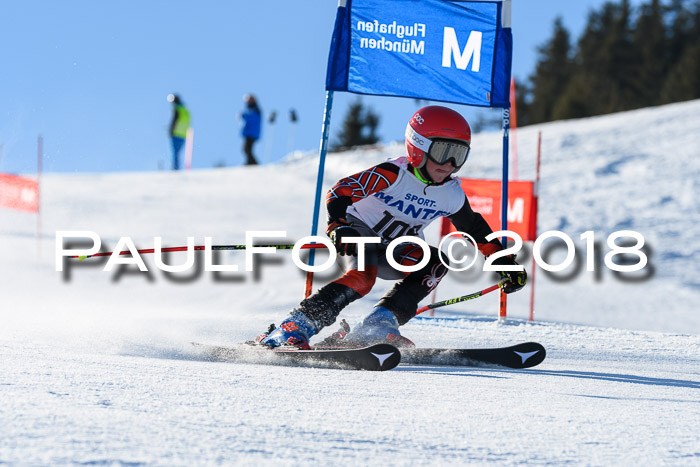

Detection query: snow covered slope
(1, 100), (699, 464)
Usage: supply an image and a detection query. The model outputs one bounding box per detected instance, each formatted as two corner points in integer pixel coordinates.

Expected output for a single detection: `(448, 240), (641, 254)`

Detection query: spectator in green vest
(167, 94), (190, 170)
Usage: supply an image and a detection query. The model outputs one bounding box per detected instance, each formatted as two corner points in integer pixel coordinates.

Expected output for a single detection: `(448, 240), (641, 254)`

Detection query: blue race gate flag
(326, 0), (512, 108)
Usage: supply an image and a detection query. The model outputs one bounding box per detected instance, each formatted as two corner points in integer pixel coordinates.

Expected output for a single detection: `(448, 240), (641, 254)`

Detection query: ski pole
(73, 243), (328, 261)
(416, 280), (507, 315)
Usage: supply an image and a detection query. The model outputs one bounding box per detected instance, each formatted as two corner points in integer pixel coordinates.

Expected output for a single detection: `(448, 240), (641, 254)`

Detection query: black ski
(192, 342), (401, 371)
(401, 342), (546, 369)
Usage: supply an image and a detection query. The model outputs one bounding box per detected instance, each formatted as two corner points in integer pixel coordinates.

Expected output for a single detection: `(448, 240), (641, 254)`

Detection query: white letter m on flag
(442, 28), (482, 72)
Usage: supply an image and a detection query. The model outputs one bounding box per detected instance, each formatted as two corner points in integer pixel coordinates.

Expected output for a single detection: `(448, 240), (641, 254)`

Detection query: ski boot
(257, 311), (319, 350)
(343, 306), (415, 348)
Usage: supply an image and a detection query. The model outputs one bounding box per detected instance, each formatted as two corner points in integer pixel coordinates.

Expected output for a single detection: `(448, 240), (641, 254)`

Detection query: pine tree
(551, 1), (638, 119)
(527, 18), (574, 124)
(608, 0), (640, 111)
(513, 79), (533, 127)
(633, 0), (668, 106)
(578, 0), (639, 114)
(660, 0), (700, 103)
(552, 73), (594, 120)
(555, 4), (616, 118)
(666, 0), (694, 67)
(660, 42), (700, 102)
(333, 100), (381, 150)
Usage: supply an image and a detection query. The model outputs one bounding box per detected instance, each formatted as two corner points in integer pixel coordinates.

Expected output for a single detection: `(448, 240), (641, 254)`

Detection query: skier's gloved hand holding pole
(491, 255), (527, 294)
(326, 218), (361, 256)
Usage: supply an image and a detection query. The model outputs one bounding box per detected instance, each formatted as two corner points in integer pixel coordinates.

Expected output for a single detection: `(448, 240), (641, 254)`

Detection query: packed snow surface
(1, 100), (699, 465)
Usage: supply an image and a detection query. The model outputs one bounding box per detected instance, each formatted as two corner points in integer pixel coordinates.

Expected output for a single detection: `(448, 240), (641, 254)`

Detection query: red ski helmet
(405, 106), (472, 169)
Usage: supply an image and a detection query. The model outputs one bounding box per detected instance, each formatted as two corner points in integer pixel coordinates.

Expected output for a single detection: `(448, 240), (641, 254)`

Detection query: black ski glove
(326, 218), (361, 256)
(491, 255), (527, 294)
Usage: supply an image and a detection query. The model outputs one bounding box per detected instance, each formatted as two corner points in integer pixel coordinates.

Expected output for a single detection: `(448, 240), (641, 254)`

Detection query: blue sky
(0, 1), (644, 174)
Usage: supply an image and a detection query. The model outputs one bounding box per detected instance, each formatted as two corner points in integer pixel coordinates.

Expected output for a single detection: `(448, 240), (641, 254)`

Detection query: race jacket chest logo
(374, 192), (450, 221)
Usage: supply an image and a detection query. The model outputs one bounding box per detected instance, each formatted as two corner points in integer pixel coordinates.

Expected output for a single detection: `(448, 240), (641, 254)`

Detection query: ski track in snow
(1, 100), (700, 464)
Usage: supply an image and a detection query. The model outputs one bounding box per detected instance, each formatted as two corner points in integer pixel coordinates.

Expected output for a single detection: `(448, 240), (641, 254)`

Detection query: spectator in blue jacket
(241, 94), (262, 165)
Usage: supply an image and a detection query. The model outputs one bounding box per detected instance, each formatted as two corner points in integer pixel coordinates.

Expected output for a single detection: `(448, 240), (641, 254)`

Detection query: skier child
(259, 105), (527, 349)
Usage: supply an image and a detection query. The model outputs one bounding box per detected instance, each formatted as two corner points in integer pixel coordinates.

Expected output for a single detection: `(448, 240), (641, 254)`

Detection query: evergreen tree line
(517, 0), (700, 126)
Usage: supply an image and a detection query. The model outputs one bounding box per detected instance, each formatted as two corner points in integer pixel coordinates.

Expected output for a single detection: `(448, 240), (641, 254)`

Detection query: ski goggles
(406, 126), (470, 168)
(426, 139), (471, 168)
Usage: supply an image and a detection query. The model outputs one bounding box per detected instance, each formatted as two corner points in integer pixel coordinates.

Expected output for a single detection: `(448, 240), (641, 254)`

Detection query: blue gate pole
(304, 90), (335, 298)
(501, 107), (510, 244)
(499, 107), (510, 322)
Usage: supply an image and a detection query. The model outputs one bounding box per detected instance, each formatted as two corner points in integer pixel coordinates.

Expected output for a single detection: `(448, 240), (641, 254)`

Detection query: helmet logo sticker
(410, 133), (425, 147)
(405, 126), (430, 151)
